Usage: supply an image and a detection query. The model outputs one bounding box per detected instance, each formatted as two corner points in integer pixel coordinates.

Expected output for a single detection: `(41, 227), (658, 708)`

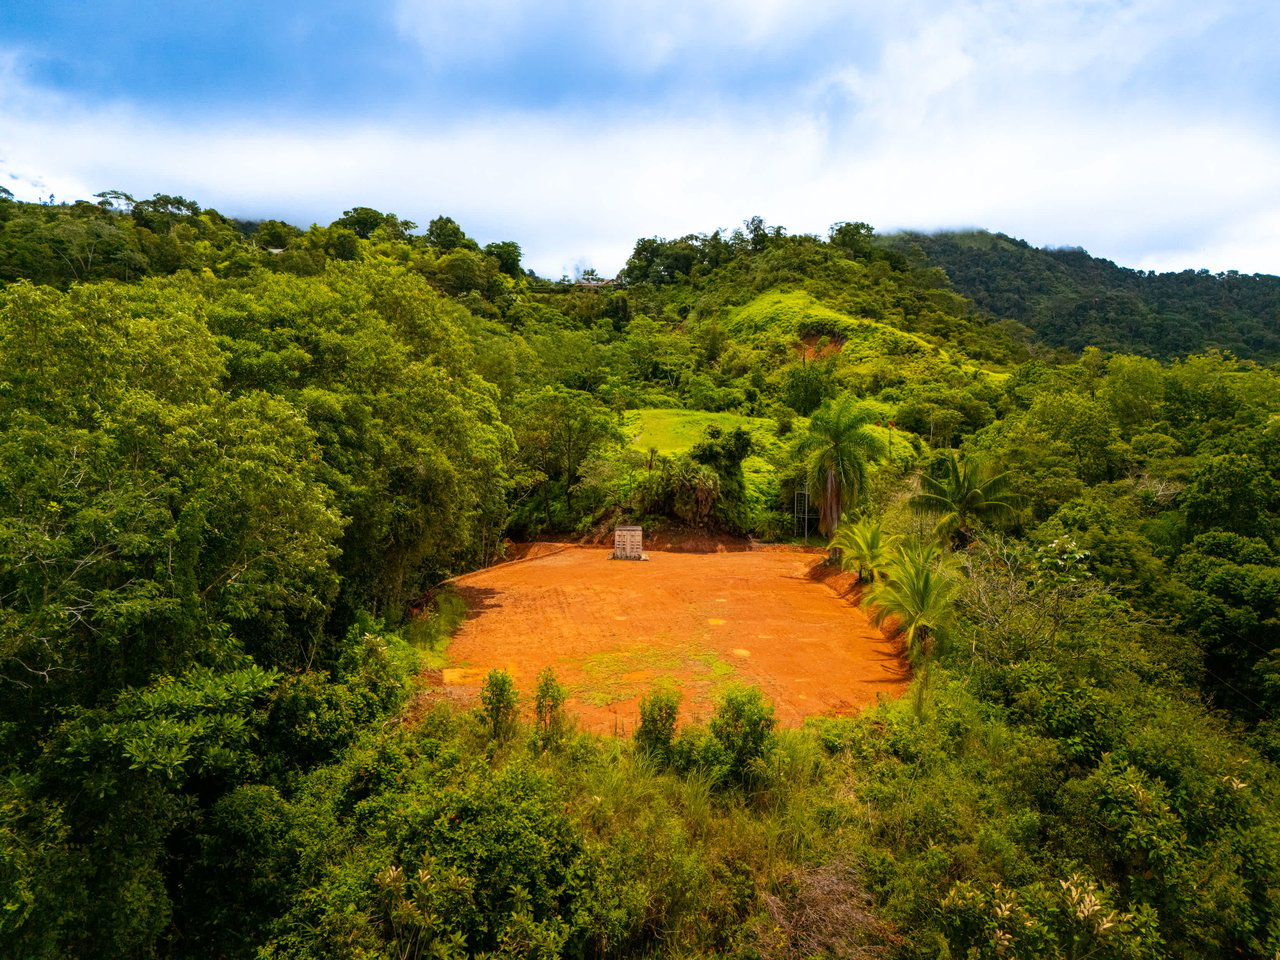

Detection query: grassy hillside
(625, 408), (780, 454)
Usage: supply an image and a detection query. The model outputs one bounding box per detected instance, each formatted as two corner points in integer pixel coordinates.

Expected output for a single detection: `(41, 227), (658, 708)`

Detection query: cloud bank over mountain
(2, 0), (1276, 277)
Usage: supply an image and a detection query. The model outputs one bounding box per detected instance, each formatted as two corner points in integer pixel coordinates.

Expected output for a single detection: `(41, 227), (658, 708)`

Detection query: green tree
(1099, 353), (1166, 431)
(828, 220), (876, 259)
(622, 315), (693, 389)
(779, 358), (837, 415)
(45, 215), (124, 282)
(636, 687), (681, 763)
(1175, 532), (1280, 720)
(708, 685), (776, 787)
(829, 514), (899, 582)
(255, 219), (301, 249)
(432, 247), (497, 297)
(862, 539), (958, 666)
(479, 669), (519, 741)
(0, 279), (349, 958)
(797, 396), (888, 537)
(511, 385), (619, 523)
(130, 193), (200, 234)
(425, 215), (476, 251)
(483, 239), (523, 276)
(332, 206), (387, 239)
(909, 451), (1022, 547)
(1024, 392), (1129, 484)
(690, 426), (753, 532)
(371, 212), (417, 242)
(534, 667), (567, 749)
(201, 264), (513, 617)
(1183, 453), (1278, 543)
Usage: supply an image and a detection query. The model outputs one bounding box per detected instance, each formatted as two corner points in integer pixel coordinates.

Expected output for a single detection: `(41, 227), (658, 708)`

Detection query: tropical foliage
(861, 538), (958, 665)
(828, 513), (899, 582)
(797, 396), (889, 536)
(887, 228), (1280, 360)
(2, 190), (1280, 958)
(909, 450), (1023, 546)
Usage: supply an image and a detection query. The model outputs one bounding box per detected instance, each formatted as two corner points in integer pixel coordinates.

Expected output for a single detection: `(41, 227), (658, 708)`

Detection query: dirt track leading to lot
(425, 543), (909, 735)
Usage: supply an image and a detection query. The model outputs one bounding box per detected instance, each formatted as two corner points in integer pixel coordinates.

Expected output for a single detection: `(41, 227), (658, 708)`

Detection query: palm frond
(862, 537), (957, 665)
(907, 451), (1024, 546)
(801, 396), (888, 536)
(829, 514), (899, 581)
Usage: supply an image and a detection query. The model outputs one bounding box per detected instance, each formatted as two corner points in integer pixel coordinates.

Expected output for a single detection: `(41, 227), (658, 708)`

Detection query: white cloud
(2, 1), (1279, 277)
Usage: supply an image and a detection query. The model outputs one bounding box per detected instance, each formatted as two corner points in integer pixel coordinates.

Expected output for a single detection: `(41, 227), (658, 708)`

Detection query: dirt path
(430, 544), (909, 735)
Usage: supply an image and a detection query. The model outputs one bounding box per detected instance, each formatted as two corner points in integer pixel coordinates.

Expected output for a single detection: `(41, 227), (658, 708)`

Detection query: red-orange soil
(800, 333), (845, 361)
(428, 543), (909, 735)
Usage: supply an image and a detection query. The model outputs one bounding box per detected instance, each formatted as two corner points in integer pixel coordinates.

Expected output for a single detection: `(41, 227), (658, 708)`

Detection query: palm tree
(862, 538), (958, 666)
(798, 397), (888, 537)
(909, 451), (1021, 547)
(828, 514), (899, 582)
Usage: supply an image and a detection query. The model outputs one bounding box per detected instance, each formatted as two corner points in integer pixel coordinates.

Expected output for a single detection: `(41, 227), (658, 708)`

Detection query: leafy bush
(479, 669), (520, 742)
(636, 687), (681, 762)
(708, 685), (777, 787)
(259, 626), (413, 780)
(401, 587), (468, 661)
(670, 724), (732, 781)
(263, 742), (594, 960)
(534, 667), (567, 750)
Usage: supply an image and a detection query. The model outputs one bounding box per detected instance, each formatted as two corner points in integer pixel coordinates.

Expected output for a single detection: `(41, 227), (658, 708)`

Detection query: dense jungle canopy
(1, 189), (1279, 959)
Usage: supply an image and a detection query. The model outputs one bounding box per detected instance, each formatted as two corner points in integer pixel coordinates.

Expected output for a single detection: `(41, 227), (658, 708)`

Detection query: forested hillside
(2, 191), (1279, 959)
(885, 229), (1280, 360)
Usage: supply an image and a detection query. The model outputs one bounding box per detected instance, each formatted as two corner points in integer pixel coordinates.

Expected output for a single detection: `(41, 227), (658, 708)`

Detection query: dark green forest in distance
(882, 228), (1280, 360)
(2, 188), (1279, 959)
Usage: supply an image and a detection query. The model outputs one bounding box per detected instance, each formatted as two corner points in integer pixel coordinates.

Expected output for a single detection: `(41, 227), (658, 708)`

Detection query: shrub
(535, 667), (567, 750)
(671, 725), (732, 782)
(636, 687), (681, 762)
(709, 686), (777, 787)
(479, 670), (519, 742)
(260, 670), (388, 778)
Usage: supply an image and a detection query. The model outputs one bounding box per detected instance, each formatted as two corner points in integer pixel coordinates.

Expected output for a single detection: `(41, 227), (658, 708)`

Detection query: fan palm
(828, 514), (899, 582)
(862, 538), (957, 666)
(798, 397), (888, 537)
(909, 451), (1021, 546)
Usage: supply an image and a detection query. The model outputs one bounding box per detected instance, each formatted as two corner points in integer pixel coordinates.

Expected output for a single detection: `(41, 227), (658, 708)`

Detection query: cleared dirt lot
(433, 543), (909, 735)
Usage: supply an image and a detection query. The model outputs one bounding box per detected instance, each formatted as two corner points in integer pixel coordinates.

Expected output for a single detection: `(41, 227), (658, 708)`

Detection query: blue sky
(2, 1), (1278, 277)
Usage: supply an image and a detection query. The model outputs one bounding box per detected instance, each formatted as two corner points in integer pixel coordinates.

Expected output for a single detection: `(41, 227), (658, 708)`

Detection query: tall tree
(1183, 453), (1278, 544)
(332, 206), (387, 239)
(425, 215), (476, 251)
(511, 385), (619, 522)
(483, 240), (523, 276)
(690, 425), (753, 532)
(797, 397), (888, 537)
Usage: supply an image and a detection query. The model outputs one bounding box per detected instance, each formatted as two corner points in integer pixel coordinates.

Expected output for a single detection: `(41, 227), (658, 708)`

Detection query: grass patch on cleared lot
(572, 645), (738, 707)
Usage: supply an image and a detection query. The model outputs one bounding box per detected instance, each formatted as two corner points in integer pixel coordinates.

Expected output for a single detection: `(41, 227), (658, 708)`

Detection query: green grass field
(624, 409), (786, 532)
(624, 408), (780, 455)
